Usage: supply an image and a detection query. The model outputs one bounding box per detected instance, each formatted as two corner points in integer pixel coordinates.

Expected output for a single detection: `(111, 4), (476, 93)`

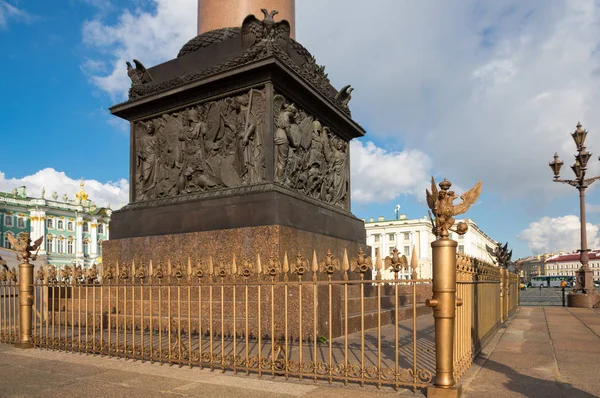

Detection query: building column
(90, 218), (98, 258)
(76, 217), (83, 259)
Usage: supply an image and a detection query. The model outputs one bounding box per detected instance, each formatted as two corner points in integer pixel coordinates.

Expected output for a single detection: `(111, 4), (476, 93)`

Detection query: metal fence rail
(20, 250), (435, 391)
(453, 254), (519, 381)
(1, 244), (521, 393)
(0, 274), (19, 344)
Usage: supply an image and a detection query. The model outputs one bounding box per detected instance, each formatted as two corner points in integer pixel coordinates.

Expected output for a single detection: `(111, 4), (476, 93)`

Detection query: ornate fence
(0, 268), (19, 344)
(2, 249), (436, 391)
(454, 254), (519, 380)
(1, 246), (521, 391)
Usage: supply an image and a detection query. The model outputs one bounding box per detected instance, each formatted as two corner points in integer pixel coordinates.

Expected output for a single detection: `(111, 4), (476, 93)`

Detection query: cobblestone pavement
(519, 287), (567, 306)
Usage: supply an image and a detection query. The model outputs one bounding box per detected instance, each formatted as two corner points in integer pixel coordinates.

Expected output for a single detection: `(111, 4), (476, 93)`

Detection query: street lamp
(549, 122), (600, 304)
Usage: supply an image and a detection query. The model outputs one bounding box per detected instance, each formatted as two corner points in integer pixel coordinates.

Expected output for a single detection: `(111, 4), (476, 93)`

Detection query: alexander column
(198, 0), (295, 38)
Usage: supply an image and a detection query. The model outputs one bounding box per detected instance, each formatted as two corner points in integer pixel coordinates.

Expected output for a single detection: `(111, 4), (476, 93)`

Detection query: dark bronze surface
(109, 187), (366, 243)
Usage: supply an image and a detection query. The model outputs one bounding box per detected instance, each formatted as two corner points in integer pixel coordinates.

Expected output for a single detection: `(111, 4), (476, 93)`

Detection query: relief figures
(133, 88), (349, 211)
(273, 94), (350, 210)
(135, 88), (266, 201)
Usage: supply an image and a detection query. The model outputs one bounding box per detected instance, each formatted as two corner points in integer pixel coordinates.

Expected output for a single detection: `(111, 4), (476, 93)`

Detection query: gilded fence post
(425, 177), (481, 397)
(499, 267), (505, 323)
(8, 233), (43, 349)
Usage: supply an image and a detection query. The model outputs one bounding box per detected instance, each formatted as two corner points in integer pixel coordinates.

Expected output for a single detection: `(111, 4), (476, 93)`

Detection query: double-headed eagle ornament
(425, 177), (482, 239)
(7, 232), (43, 263)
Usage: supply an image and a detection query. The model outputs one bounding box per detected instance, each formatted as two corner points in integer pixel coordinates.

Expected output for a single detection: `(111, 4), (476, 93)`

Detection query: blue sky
(2, 0), (600, 259)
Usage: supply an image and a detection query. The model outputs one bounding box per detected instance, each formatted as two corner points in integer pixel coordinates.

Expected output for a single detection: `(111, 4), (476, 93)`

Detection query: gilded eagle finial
(425, 177), (482, 239)
(7, 232), (43, 263)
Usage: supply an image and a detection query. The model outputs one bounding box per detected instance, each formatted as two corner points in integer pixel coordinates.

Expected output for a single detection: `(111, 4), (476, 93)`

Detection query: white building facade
(545, 252), (600, 282)
(0, 183), (111, 270)
(364, 215), (498, 280)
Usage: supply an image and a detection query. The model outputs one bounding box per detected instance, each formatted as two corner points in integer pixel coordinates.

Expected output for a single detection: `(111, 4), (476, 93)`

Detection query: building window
(374, 247), (379, 257)
(458, 245), (465, 254)
(4, 215), (13, 227)
(403, 232), (410, 240)
(98, 240), (103, 255)
(67, 240), (73, 254)
(97, 224), (104, 234)
(404, 246), (410, 257)
(57, 220), (64, 230)
(47, 238), (53, 253)
(17, 217), (25, 229)
(374, 235), (380, 243)
(388, 234), (394, 242)
(83, 241), (89, 256)
(3, 234), (11, 248)
(83, 223), (89, 233)
(47, 218), (53, 229)
(67, 221), (73, 231)
(57, 239), (64, 254)
(458, 233), (464, 240)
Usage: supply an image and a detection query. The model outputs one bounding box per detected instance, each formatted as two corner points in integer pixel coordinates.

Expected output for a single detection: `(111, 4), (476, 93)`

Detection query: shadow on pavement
(475, 358), (596, 398)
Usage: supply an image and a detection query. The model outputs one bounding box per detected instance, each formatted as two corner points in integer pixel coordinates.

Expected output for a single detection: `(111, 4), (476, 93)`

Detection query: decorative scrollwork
(415, 368), (434, 384)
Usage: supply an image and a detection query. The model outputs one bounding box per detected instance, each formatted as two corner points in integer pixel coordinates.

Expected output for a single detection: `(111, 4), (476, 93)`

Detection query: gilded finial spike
(149, 259), (153, 277)
(283, 252), (289, 274)
(131, 259), (135, 276)
(312, 250), (319, 273)
(375, 250), (382, 280)
(256, 253), (262, 274)
(232, 253), (237, 275)
(116, 260), (119, 277)
(410, 246), (418, 270)
(187, 256), (192, 276)
(208, 256), (214, 275)
(342, 249), (349, 272)
(167, 258), (172, 277)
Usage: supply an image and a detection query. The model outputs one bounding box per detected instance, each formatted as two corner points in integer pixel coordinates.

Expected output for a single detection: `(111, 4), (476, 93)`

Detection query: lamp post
(549, 122), (600, 306)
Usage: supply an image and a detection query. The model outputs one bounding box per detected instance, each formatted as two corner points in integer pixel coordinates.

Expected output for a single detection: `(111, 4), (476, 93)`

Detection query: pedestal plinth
(567, 292), (600, 308)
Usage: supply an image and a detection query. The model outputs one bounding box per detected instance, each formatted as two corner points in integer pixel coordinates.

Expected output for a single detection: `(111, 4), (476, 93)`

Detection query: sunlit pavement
(462, 306), (600, 397)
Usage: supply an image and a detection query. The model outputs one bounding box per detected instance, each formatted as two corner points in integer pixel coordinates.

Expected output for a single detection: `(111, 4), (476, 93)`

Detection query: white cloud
(517, 215), (600, 254)
(350, 141), (432, 204)
(0, 1), (33, 28)
(296, 0), (600, 201)
(81, 0), (196, 99)
(0, 168), (129, 209)
(80, 0), (600, 207)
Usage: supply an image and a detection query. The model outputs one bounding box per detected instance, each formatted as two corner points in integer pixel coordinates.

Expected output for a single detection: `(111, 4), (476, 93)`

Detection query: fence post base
(14, 342), (34, 349)
(427, 384), (463, 397)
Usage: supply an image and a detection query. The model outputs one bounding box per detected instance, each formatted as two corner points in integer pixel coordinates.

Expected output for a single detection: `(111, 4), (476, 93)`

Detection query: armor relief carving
(273, 93), (350, 210)
(134, 87), (267, 201)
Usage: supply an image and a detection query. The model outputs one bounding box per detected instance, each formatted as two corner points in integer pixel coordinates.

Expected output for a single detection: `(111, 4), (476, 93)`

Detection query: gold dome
(75, 181), (89, 202)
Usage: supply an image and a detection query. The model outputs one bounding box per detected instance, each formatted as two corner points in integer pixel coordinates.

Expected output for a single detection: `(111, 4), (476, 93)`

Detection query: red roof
(546, 251), (600, 263)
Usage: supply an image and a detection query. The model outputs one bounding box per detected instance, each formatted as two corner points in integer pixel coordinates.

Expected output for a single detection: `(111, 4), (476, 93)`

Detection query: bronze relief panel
(273, 93), (350, 210)
(134, 87), (267, 201)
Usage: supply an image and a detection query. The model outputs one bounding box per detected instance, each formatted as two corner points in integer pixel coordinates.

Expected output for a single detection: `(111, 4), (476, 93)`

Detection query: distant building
(545, 251), (600, 282)
(515, 253), (555, 282)
(364, 214), (498, 280)
(0, 183), (111, 270)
